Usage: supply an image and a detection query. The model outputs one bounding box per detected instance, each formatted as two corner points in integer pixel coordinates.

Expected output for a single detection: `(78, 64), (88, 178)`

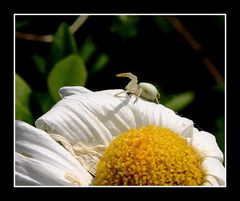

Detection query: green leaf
(15, 102), (34, 124)
(49, 22), (78, 69)
(79, 38), (96, 62)
(165, 91), (194, 112)
(90, 53), (109, 74)
(32, 54), (47, 75)
(47, 54), (87, 102)
(15, 74), (34, 124)
(15, 74), (32, 108)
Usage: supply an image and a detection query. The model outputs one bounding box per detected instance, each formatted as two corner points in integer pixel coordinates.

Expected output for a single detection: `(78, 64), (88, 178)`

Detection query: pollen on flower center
(93, 125), (204, 186)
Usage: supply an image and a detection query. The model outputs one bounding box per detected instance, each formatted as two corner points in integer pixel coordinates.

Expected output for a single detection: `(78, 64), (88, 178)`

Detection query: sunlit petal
(191, 128), (224, 162)
(15, 120), (92, 186)
(133, 98), (194, 137)
(36, 87), (194, 147)
(202, 157), (225, 186)
(203, 175), (220, 186)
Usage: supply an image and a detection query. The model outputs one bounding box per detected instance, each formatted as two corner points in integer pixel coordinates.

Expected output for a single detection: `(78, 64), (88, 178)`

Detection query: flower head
(15, 86), (225, 186)
(94, 126), (204, 186)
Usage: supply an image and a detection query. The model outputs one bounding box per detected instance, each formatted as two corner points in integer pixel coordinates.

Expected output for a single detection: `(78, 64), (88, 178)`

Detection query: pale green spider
(115, 72), (160, 104)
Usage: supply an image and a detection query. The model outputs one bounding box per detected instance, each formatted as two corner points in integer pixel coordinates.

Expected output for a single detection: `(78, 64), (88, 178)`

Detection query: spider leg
(134, 87), (142, 103)
(114, 90), (128, 97)
(116, 72), (138, 83)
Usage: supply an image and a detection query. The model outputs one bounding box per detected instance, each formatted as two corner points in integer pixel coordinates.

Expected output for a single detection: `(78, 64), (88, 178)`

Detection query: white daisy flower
(15, 86), (225, 186)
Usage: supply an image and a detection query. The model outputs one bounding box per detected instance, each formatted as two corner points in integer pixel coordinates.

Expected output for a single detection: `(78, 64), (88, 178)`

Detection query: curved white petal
(36, 87), (194, 147)
(133, 99), (194, 137)
(59, 86), (92, 97)
(202, 157), (225, 186)
(36, 88), (130, 146)
(15, 120), (92, 186)
(191, 128), (224, 163)
(203, 175), (220, 186)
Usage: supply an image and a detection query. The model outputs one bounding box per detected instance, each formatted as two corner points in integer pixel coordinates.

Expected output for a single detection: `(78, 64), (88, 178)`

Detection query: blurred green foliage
(48, 23), (78, 69)
(154, 16), (174, 34)
(15, 74), (34, 124)
(48, 54), (87, 101)
(164, 91), (195, 112)
(15, 19), (33, 29)
(111, 16), (139, 39)
(15, 15), (225, 152)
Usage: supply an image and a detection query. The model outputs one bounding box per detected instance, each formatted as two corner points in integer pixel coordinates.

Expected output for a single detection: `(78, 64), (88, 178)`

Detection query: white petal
(15, 120), (92, 186)
(59, 86), (92, 97)
(191, 128), (224, 163)
(202, 157), (226, 186)
(36, 87), (194, 147)
(134, 99), (194, 137)
(203, 175), (220, 186)
(36, 88), (137, 146)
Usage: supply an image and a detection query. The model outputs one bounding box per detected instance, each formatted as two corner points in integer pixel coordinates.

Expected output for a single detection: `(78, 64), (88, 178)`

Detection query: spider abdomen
(139, 82), (159, 101)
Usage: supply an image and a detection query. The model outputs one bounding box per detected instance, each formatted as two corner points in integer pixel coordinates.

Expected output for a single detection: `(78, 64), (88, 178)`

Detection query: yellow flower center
(93, 125), (204, 186)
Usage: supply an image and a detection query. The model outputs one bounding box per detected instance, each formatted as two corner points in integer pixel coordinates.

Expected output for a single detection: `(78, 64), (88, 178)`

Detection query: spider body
(115, 72), (160, 104)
